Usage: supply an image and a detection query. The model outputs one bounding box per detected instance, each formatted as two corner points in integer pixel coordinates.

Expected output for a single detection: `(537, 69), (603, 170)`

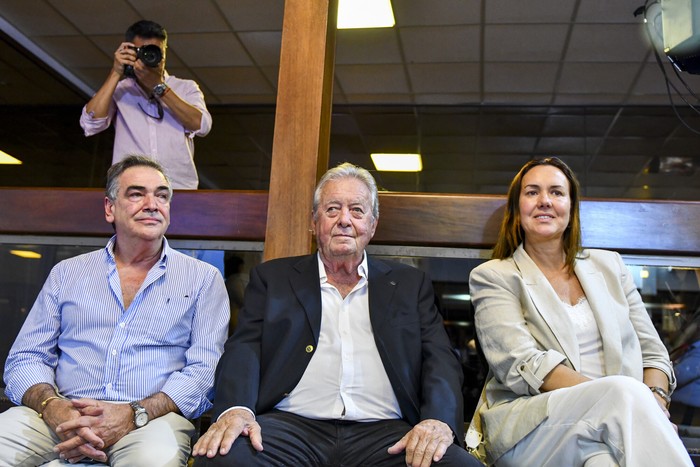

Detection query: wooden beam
(263, 0), (338, 261)
(1, 188), (699, 256)
(0, 188), (267, 240)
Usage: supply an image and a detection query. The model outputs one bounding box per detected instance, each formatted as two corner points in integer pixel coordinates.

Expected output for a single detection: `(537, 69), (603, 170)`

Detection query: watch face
(135, 411), (149, 427)
(154, 84), (167, 96)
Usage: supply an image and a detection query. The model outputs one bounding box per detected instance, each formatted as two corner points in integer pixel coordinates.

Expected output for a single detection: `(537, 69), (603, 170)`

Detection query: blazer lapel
(367, 257), (397, 333)
(513, 246), (581, 369)
(290, 254), (323, 343)
(574, 257), (623, 375)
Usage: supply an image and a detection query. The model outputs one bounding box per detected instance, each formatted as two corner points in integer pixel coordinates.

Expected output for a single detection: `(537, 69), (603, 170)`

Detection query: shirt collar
(316, 251), (368, 284)
(105, 235), (170, 267)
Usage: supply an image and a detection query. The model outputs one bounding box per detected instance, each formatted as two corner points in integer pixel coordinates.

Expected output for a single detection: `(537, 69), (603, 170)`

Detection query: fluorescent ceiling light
(371, 153), (422, 172)
(338, 0), (395, 29)
(0, 150), (22, 164)
(10, 250), (41, 259)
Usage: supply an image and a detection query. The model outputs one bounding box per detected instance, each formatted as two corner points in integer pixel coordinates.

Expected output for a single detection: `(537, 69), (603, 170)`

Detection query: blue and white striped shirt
(4, 236), (230, 419)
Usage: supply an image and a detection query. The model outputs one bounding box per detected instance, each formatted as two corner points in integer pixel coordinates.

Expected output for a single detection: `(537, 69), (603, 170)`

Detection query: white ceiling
(1, 0), (700, 198)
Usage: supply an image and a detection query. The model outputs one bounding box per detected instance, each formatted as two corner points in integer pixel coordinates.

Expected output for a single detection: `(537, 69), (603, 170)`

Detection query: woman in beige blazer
(467, 157), (691, 466)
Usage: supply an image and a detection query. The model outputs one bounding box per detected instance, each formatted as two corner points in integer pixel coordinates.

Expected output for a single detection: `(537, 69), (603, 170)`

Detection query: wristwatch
(152, 82), (169, 98)
(129, 401), (149, 428)
(649, 386), (671, 407)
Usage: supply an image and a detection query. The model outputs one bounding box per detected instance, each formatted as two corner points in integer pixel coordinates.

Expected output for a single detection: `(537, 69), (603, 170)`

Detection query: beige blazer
(468, 245), (674, 464)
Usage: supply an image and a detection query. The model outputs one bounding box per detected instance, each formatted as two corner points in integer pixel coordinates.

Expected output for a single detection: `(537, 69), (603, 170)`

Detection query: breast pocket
(143, 293), (196, 345)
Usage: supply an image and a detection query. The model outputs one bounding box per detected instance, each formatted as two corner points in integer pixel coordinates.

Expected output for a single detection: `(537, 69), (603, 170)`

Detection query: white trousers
(496, 375), (693, 467)
(0, 406), (194, 467)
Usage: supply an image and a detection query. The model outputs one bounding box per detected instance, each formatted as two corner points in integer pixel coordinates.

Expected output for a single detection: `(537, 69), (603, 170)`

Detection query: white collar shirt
(274, 252), (402, 421)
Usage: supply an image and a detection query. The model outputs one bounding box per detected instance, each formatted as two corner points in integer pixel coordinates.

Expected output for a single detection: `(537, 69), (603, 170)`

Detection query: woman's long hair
(492, 157), (583, 272)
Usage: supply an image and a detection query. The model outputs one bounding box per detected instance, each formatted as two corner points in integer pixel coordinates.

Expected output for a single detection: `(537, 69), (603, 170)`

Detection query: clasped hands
(192, 409), (454, 467)
(45, 398), (133, 463)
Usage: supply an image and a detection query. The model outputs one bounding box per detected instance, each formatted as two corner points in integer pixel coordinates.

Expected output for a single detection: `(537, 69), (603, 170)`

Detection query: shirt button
(119, 322), (125, 328)
(111, 349), (117, 356)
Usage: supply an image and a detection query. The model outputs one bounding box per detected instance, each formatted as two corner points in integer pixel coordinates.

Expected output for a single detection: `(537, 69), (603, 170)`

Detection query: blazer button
(305, 345), (314, 353)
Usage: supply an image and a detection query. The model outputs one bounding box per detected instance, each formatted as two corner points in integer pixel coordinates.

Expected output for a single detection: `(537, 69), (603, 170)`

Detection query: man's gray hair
(313, 162), (379, 220)
(105, 155), (172, 201)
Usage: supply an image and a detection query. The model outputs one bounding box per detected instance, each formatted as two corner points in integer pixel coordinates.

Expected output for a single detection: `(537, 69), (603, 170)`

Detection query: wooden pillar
(263, 0), (338, 261)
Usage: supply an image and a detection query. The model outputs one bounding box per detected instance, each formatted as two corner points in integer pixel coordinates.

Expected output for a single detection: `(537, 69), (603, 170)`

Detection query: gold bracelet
(38, 395), (63, 418)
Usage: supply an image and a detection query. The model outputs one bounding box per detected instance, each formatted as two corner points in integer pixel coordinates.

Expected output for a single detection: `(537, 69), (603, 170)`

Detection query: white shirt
(565, 297), (606, 379)
(80, 72), (212, 189)
(274, 253), (402, 421)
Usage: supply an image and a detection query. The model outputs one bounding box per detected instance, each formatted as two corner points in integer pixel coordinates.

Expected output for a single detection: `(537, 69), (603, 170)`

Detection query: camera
(124, 44), (163, 78)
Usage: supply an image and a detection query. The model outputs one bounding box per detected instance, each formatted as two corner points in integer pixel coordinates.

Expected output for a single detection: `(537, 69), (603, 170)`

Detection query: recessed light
(371, 153), (422, 172)
(0, 150), (22, 165)
(10, 250), (41, 259)
(338, 0), (395, 29)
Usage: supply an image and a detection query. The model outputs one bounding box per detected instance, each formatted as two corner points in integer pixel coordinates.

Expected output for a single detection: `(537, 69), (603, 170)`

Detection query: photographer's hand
(84, 42), (136, 119)
(134, 60), (164, 93)
(114, 42), (136, 78)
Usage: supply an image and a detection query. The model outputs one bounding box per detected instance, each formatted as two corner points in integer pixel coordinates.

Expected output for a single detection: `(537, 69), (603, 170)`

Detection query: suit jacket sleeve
(210, 255), (318, 420)
(415, 269), (466, 445)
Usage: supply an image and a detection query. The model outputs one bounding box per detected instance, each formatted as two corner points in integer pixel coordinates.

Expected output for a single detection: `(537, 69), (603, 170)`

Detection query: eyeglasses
(138, 99), (164, 120)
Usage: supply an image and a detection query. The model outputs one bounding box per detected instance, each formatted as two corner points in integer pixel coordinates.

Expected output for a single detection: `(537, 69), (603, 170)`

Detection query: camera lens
(138, 45), (162, 68)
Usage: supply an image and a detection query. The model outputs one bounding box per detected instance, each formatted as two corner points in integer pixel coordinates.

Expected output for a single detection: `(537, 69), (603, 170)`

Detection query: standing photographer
(80, 20), (212, 189)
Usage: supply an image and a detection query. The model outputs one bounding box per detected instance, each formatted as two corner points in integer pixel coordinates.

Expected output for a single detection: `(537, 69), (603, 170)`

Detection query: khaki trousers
(0, 405), (194, 467)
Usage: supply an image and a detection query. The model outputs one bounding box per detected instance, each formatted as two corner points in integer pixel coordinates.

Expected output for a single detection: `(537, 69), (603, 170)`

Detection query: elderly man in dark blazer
(193, 163), (479, 466)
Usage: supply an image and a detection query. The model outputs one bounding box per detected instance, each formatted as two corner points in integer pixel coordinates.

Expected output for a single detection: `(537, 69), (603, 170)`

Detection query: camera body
(124, 44), (163, 78)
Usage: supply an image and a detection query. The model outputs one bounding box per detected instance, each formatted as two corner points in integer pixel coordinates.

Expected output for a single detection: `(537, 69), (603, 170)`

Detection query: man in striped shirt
(0, 155), (230, 466)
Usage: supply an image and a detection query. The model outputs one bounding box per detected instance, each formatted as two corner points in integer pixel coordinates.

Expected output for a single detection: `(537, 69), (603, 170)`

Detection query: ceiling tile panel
(335, 64), (409, 94)
(129, 0), (230, 33)
(553, 93), (628, 105)
(30, 35), (108, 68)
(196, 66), (273, 95)
(215, 0), (285, 31)
(168, 33), (252, 67)
(485, 25), (568, 62)
(566, 24), (648, 62)
(485, 0), (576, 23)
(400, 26), (480, 63)
(576, 0), (644, 23)
(422, 136), (475, 154)
(419, 113), (478, 136)
(0, 0), (79, 36)
(336, 29), (402, 65)
(483, 63), (558, 93)
(343, 94), (415, 104)
(558, 63), (640, 93)
(408, 63), (480, 93)
(536, 137), (587, 155)
(393, 0), (481, 26)
(414, 93), (481, 104)
(598, 137), (664, 155)
(481, 93), (555, 105)
(48, 0), (139, 35)
(238, 31), (283, 66)
(476, 136), (538, 153)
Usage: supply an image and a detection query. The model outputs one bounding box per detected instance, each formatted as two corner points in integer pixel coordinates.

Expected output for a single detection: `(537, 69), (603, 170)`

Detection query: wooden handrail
(1, 188), (699, 255)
